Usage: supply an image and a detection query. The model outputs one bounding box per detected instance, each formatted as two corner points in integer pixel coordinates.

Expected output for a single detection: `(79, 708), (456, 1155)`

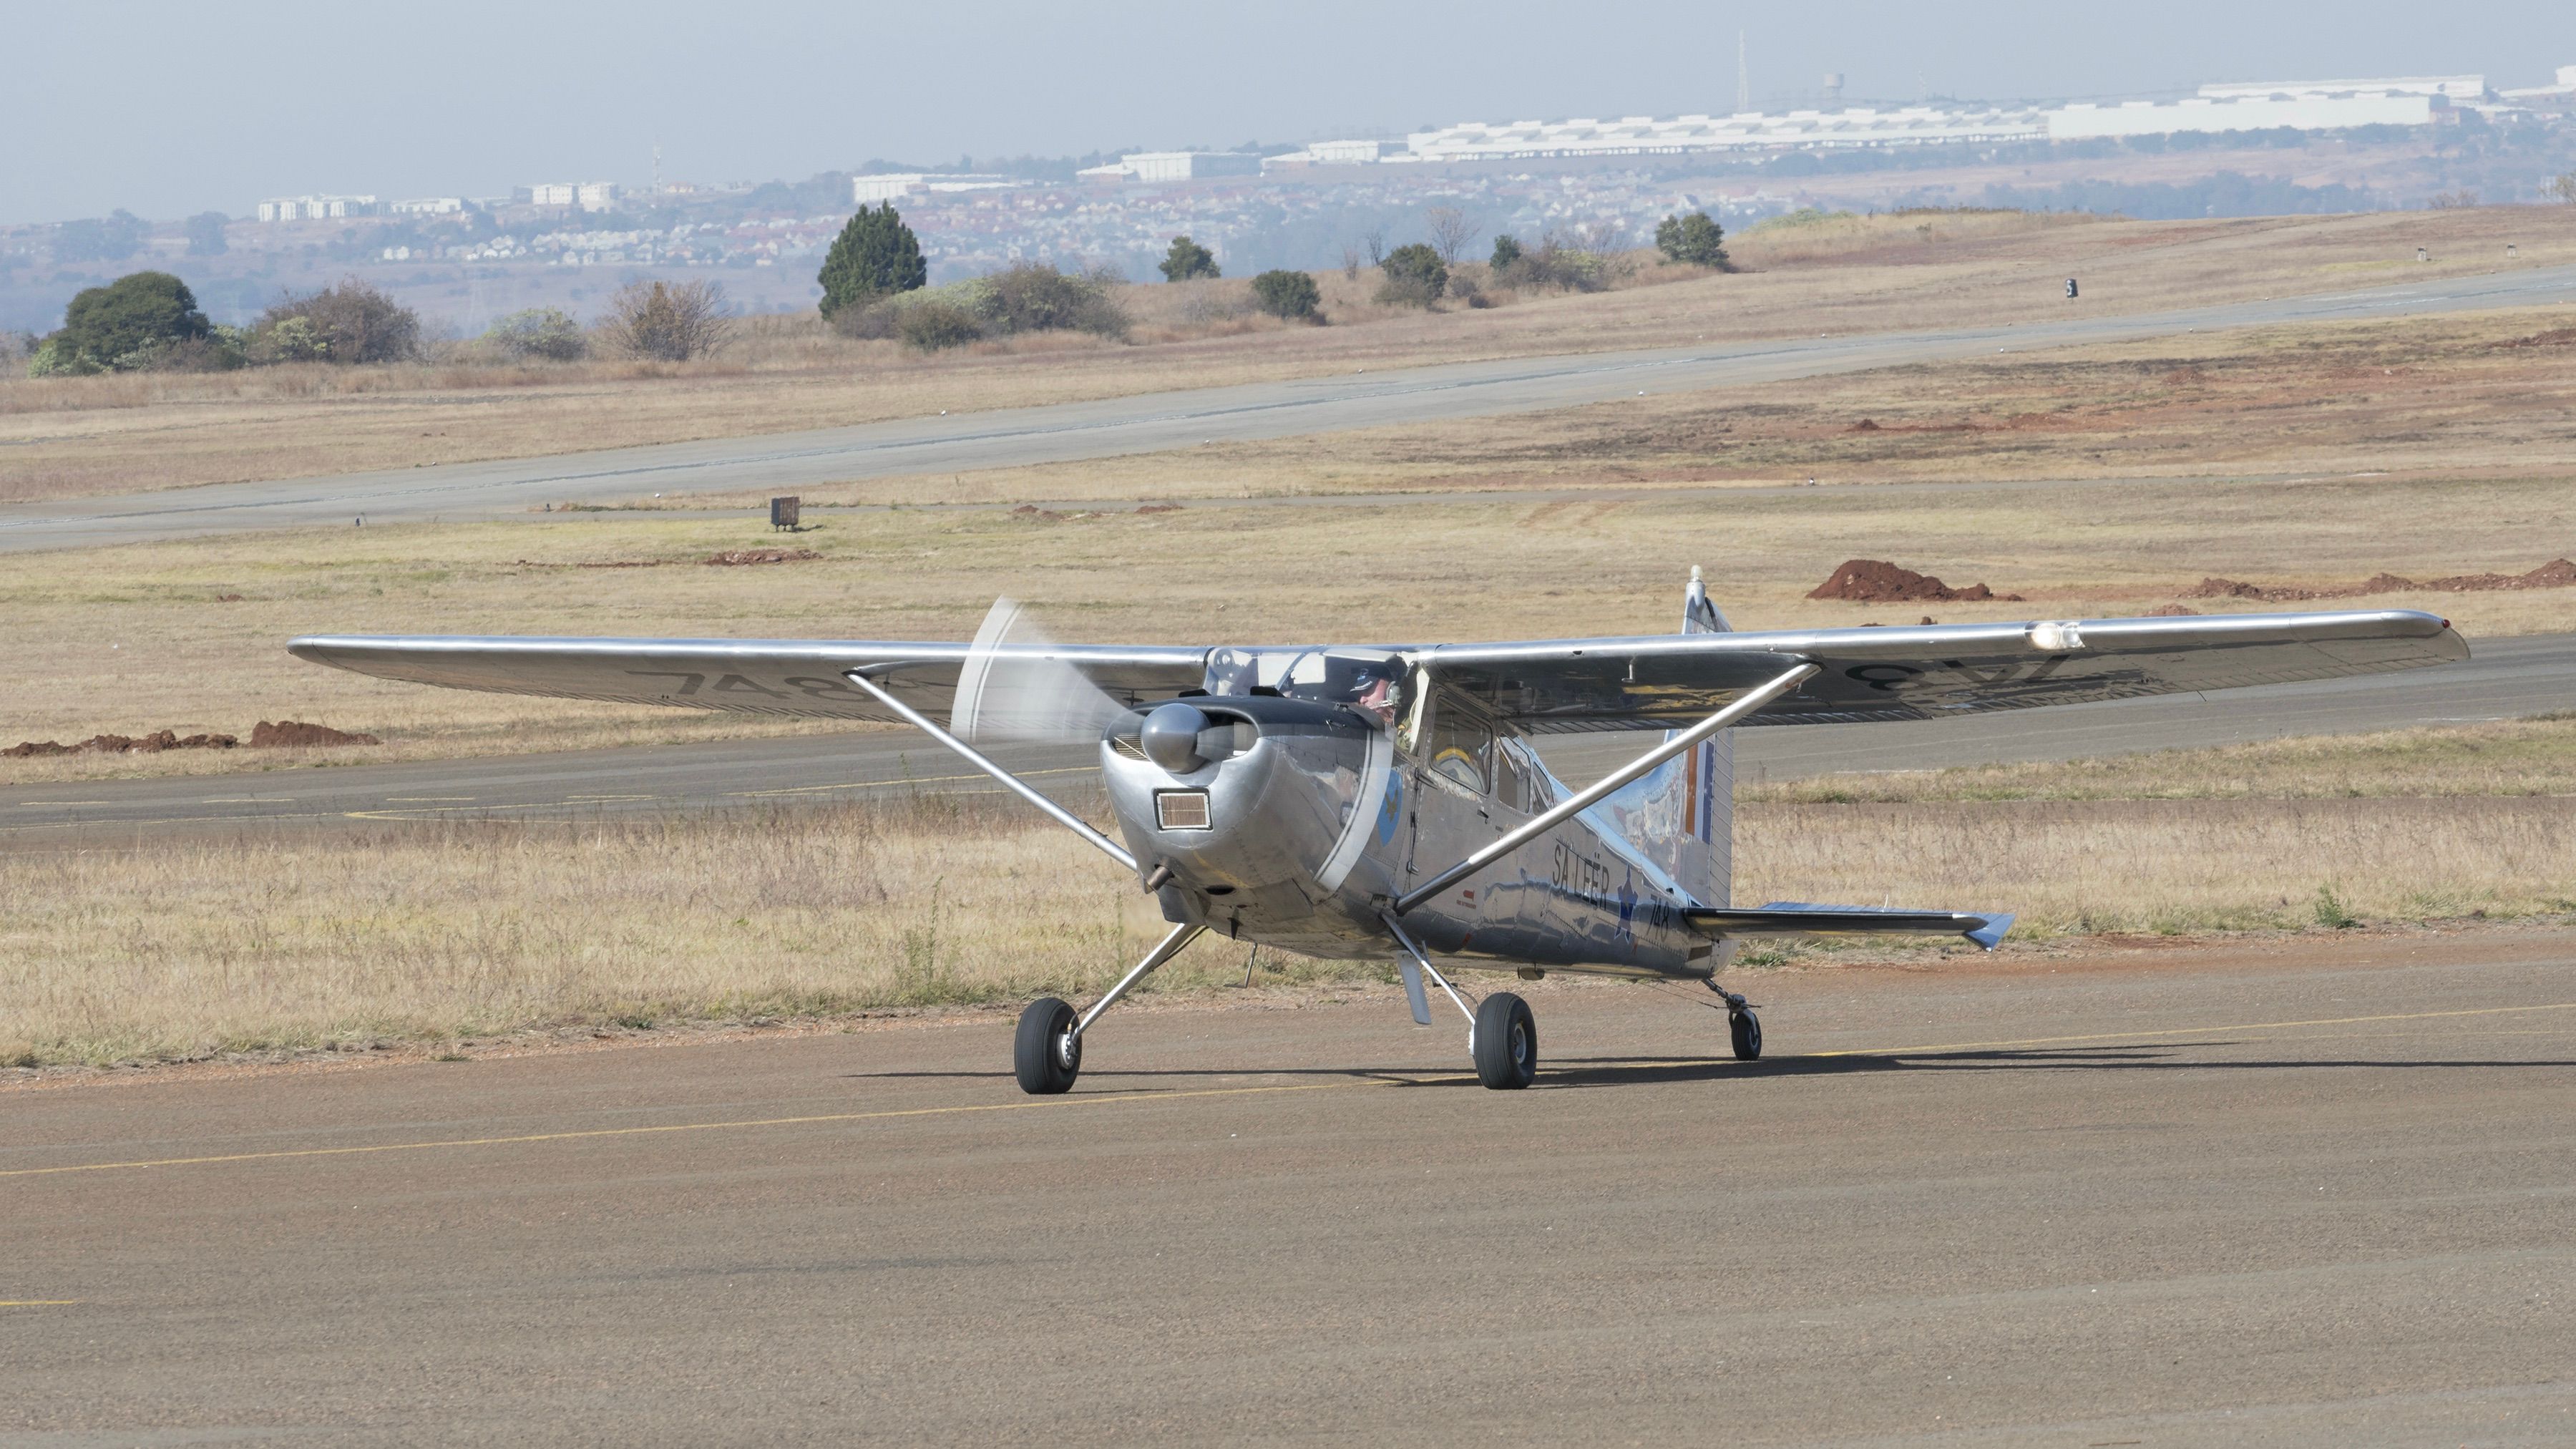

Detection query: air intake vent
(1156, 791), (1211, 830)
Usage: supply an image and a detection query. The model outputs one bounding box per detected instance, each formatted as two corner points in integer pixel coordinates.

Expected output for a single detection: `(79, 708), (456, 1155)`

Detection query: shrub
(898, 299), (984, 351)
(42, 272), (213, 373)
(596, 279), (730, 361)
(829, 300), (903, 340)
(482, 308), (587, 361)
(1249, 268), (1322, 320)
(1158, 235), (1219, 282)
(1654, 211), (1731, 269)
(1488, 234), (1523, 270)
(817, 203), (927, 318)
(975, 263), (1128, 339)
(1493, 233), (1615, 293)
(255, 278), (421, 364)
(1376, 243), (1447, 307)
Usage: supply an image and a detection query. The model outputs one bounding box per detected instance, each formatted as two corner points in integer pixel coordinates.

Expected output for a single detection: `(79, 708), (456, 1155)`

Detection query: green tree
(53, 209), (149, 263)
(255, 278), (421, 364)
(1488, 234), (1524, 270)
(1654, 211), (1731, 268)
(184, 211), (230, 257)
(1158, 234), (1219, 281)
(1249, 269), (1321, 320)
(46, 271), (210, 371)
(817, 203), (928, 318)
(1376, 243), (1446, 307)
(483, 307), (587, 361)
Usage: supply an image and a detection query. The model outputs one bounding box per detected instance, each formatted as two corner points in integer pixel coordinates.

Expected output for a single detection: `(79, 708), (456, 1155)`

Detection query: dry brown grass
(721, 304), (2576, 507)
(7, 784), (2565, 1069)
(6, 464), (2572, 784)
(1748, 715), (2576, 804)
(9, 208), (2571, 504)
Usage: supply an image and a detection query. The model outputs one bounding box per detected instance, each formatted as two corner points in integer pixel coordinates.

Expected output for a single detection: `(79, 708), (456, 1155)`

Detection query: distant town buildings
(519, 182), (620, 210)
(2049, 90), (2437, 140)
(255, 194), (378, 221)
(388, 197), (467, 215)
(850, 173), (1030, 205)
(1080, 151), (1265, 183)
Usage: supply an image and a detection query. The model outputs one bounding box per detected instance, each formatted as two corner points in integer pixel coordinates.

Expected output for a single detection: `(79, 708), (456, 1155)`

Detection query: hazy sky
(10, 1), (2572, 223)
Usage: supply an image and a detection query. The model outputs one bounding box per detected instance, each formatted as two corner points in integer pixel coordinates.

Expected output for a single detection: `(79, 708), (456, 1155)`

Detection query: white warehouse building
(255, 194), (378, 222)
(2049, 90), (2437, 140)
(851, 172), (1030, 205)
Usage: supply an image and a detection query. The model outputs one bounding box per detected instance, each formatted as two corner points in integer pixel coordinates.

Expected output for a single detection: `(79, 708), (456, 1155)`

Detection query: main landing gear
(1711, 984), (1762, 1061)
(1473, 992), (1538, 1090)
(1013, 922), (1204, 1095)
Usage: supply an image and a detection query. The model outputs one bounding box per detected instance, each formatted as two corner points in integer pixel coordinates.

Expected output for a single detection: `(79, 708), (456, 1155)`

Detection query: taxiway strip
(6, 932), (2572, 1443)
(6, 263), (2574, 552)
(6, 631), (2567, 847)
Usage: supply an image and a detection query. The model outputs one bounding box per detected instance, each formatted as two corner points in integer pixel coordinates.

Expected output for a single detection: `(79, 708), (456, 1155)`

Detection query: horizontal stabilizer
(1685, 902), (2014, 951)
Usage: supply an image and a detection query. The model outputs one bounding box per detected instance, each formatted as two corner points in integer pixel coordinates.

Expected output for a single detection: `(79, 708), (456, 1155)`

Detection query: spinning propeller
(947, 597), (1133, 743)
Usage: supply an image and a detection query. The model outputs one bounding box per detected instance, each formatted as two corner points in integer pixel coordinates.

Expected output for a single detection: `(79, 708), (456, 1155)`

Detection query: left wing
(1423, 608), (2467, 732)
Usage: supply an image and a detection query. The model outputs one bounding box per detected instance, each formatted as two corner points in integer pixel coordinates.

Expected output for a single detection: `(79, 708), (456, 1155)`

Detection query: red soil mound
(250, 721), (381, 748)
(2187, 559), (2576, 602)
(1807, 560), (2024, 604)
(5, 731), (239, 758)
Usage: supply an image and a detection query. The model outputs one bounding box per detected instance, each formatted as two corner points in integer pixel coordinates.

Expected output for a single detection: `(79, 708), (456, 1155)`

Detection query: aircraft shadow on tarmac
(851, 1041), (2576, 1091)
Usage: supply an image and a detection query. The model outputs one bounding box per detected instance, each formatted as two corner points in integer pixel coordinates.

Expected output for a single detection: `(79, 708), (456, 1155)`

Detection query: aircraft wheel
(1473, 992), (1538, 1091)
(1015, 997), (1081, 1095)
(1729, 1007), (1763, 1062)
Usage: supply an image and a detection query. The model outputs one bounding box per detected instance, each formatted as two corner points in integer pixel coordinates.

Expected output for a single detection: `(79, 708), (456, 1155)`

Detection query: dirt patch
(702, 548), (824, 566)
(250, 721), (381, 748)
(1807, 559), (2024, 603)
(1135, 503), (1185, 514)
(2187, 558), (2576, 602)
(5, 731), (238, 758)
(2490, 327), (2576, 350)
(2143, 603), (2202, 617)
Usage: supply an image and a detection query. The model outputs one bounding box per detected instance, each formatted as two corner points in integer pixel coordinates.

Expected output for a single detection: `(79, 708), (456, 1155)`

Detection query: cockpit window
(1204, 648), (1407, 725)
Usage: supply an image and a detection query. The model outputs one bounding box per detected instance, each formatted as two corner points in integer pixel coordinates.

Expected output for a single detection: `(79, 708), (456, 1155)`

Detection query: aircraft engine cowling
(1101, 695), (1390, 922)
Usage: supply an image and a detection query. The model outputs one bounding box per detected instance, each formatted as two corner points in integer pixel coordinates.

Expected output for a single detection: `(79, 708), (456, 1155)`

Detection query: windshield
(1204, 648), (1407, 725)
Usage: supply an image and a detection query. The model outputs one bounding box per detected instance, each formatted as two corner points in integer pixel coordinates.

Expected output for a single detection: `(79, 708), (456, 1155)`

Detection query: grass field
(7, 750), (2569, 1070)
(6, 207), (2570, 504)
(4, 455), (2570, 783)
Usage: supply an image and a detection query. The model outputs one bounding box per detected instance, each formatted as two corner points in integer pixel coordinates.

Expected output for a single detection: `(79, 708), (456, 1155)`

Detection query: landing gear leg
(1708, 983), (1763, 1061)
(1012, 922), (1204, 1095)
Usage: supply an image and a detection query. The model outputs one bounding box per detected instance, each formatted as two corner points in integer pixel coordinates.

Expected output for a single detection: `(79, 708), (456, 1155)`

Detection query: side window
(1420, 698), (1492, 796)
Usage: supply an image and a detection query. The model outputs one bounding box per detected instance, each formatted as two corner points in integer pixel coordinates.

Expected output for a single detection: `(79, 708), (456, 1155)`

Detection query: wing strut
(843, 668), (1138, 873)
(1393, 662), (1818, 915)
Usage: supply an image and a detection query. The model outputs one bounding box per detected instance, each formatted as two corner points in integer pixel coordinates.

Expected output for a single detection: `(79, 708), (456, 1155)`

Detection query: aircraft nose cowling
(1139, 702), (1210, 774)
(1101, 696), (1388, 908)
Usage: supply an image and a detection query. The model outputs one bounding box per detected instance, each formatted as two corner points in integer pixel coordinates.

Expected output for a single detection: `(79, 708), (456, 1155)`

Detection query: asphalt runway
(8, 931), (2574, 1444)
(6, 262), (2574, 553)
(5, 630), (2566, 847)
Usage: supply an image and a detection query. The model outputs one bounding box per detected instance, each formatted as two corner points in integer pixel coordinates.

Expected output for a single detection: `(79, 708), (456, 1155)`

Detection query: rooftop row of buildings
(257, 182), (623, 223)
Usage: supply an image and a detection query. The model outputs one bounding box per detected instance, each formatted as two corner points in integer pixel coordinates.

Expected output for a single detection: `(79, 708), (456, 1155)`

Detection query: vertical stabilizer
(1595, 567), (1733, 907)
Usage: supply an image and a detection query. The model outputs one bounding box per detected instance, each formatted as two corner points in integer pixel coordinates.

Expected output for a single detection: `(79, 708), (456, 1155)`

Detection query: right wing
(286, 635), (1207, 722)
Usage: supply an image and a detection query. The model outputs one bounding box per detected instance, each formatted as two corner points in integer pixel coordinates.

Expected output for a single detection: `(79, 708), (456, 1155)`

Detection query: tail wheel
(1015, 997), (1081, 1094)
(1729, 1008), (1763, 1061)
(1473, 992), (1538, 1090)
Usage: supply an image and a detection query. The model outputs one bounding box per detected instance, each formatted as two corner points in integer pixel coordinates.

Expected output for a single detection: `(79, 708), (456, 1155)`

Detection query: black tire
(1729, 1007), (1763, 1061)
(1015, 997), (1081, 1095)
(1473, 992), (1538, 1091)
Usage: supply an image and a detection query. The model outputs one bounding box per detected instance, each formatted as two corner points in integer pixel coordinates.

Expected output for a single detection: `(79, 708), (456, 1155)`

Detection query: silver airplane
(291, 571), (2467, 1093)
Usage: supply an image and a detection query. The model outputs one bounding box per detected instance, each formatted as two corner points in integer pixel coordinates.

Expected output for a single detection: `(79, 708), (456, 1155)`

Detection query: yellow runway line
(0, 1300), (79, 1307)
(9, 1000), (2569, 1182)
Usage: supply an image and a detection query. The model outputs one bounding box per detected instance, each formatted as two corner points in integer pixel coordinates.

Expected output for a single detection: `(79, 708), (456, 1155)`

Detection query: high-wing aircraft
(291, 572), (2467, 1093)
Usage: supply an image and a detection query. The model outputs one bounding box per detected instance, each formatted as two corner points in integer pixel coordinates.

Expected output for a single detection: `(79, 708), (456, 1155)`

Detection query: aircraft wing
(1686, 903), (2014, 950)
(1421, 609), (2467, 732)
(286, 635), (1207, 721)
(292, 608), (2464, 731)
